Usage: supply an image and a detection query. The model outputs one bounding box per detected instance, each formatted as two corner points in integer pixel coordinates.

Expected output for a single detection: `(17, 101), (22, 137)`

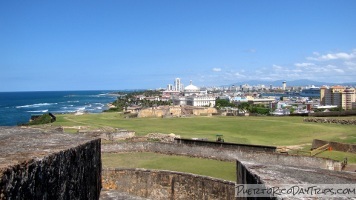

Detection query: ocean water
(0, 90), (119, 126)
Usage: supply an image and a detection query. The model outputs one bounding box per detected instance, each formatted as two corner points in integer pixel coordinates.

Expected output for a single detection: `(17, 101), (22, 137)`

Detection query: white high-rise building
(174, 78), (182, 92)
(167, 84), (173, 91)
(282, 81), (286, 90)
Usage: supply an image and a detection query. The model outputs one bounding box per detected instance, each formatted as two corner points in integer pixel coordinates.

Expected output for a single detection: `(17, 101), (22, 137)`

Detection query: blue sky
(1, 0), (356, 91)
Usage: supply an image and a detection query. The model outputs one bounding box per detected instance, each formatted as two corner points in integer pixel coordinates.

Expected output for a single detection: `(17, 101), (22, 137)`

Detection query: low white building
(186, 96), (216, 107)
(172, 81), (215, 107)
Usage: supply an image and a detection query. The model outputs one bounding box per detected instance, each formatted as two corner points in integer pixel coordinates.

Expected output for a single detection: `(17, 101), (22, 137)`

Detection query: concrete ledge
(0, 127), (102, 199)
(102, 168), (235, 200)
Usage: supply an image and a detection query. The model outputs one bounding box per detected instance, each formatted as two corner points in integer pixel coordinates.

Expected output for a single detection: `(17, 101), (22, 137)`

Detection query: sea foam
(16, 103), (57, 109)
(26, 109), (49, 113)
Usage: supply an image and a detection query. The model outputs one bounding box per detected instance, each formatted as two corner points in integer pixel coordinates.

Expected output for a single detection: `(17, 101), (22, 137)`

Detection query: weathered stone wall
(138, 108), (167, 118)
(102, 131), (135, 141)
(78, 129), (135, 141)
(308, 110), (356, 117)
(174, 138), (276, 153)
(235, 159), (356, 199)
(169, 106), (183, 116)
(312, 139), (356, 153)
(0, 127), (102, 200)
(236, 161), (272, 200)
(138, 106), (217, 118)
(192, 107), (217, 116)
(236, 161), (262, 185)
(304, 117), (356, 125)
(102, 142), (341, 170)
(102, 168), (235, 200)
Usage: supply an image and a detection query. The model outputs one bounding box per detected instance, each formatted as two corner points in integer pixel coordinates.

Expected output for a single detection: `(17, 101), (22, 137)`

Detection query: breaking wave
(16, 103), (57, 108)
(26, 109), (49, 113)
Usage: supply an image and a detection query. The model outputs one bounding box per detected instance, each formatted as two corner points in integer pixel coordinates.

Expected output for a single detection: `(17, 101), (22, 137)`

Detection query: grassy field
(316, 150), (356, 163)
(49, 112), (356, 175)
(102, 152), (236, 181)
(53, 113), (356, 146)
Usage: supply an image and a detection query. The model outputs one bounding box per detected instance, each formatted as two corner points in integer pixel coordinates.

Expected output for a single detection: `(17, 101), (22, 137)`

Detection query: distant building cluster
(165, 79), (215, 107)
(320, 86), (356, 110)
(128, 78), (356, 116)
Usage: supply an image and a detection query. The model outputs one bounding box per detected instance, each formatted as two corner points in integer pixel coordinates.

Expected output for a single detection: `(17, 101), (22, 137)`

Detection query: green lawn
(317, 150), (356, 163)
(102, 152), (236, 181)
(50, 113), (356, 164)
(53, 113), (356, 146)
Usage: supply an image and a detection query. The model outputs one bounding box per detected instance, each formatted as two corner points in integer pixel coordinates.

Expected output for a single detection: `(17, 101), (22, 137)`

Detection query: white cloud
(292, 69), (303, 73)
(272, 64), (283, 70)
(323, 65), (345, 73)
(235, 72), (246, 77)
(345, 61), (356, 66)
(307, 50), (356, 61)
(255, 70), (263, 74)
(294, 62), (315, 67)
(191, 49), (356, 86)
(334, 68), (344, 73)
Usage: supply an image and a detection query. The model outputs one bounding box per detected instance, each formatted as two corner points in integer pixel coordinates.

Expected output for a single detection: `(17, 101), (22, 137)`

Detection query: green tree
(237, 102), (250, 112)
(215, 99), (235, 108)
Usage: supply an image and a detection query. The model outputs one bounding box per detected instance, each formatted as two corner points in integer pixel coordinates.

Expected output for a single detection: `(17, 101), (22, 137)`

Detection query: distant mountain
(228, 79), (356, 87)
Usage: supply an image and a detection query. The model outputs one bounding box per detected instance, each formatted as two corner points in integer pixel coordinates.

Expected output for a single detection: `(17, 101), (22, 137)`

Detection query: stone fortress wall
(0, 127), (102, 200)
(174, 138), (277, 153)
(102, 142), (341, 170)
(101, 141), (352, 199)
(2, 127), (354, 200)
(137, 105), (217, 118)
(102, 141), (356, 199)
(102, 168), (235, 200)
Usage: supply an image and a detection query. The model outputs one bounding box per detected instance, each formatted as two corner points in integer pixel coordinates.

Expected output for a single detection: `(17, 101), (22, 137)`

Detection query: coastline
(0, 90), (118, 126)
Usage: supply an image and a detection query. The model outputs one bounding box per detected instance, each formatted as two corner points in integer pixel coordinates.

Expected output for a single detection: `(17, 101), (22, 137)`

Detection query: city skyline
(1, 1), (356, 92)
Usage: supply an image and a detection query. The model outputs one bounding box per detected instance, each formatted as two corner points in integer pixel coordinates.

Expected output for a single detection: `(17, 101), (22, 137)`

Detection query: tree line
(105, 90), (172, 112)
(215, 99), (270, 115)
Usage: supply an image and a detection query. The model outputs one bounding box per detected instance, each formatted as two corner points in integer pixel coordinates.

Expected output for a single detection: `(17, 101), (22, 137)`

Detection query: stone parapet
(102, 168), (235, 200)
(236, 160), (356, 199)
(0, 127), (102, 200)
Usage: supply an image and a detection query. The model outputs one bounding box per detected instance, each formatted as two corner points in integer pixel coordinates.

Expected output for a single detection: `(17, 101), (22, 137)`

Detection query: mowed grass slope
(53, 113), (355, 176)
(53, 113), (356, 146)
(102, 152), (236, 181)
